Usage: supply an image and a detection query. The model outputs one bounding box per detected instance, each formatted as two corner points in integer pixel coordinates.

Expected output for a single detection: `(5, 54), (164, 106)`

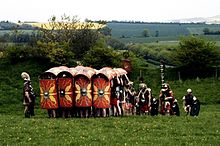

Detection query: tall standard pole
(160, 60), (165, 86)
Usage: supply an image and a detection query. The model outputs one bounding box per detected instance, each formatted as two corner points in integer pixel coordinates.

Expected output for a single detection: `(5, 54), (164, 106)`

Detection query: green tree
(82, 45), (122, 69)
(172, 36), (219, 70)
(99, 26), (112, 36)
(203, 28), (210, 35)
(37, 41), (75, 66)
(142, 29), (150, 37)
(107, 37), (125, 50)
(70, 26), (100, 59)
(155, 30), (159, 37)
(38, 14), (104, 63)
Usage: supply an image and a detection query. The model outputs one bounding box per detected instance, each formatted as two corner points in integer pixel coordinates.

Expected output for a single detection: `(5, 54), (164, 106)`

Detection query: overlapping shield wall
(39, 66), (127, 110)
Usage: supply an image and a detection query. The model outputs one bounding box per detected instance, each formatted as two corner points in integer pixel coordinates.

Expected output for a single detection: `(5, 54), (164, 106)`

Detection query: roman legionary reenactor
(136, 80), (152, 115)
(21, 72), (36, 118)
(183, 88), (200, 116)
(124, 82), (136, 115)
(110, 76), (122, 116)
(159, 83), (174, 115)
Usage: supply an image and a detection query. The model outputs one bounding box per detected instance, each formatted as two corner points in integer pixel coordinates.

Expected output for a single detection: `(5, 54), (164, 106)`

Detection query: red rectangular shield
(58, 78), (74, 108)
(40, 79), (58, 109)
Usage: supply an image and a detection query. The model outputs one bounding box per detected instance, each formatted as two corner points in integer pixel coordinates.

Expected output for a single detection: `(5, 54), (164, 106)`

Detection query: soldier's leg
(102, 108), (106, 117)
(47, 109), (51, 118)
(52, 109), (56, 118)
(106, 108), (109, 117)
(116, 100), (121, 116)
(29, 103), (35, 116)
(111, 105), (115, 116)
(24, 105), (30, 118)
(88, 107), (92, 117)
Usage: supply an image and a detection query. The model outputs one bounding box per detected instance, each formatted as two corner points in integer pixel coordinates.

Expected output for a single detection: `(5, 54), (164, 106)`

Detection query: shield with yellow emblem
(39, 69), (59, 109)
(57, 78), (73, 107)
(40, 66), (71, 109)
(93, 67), (116, 108)
(74, 66), (96, 107)
(56, 67), (77, 108)
(57, 67), (77, 108)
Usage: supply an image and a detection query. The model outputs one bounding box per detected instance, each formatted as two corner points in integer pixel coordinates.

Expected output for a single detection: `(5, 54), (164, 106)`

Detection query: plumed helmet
(187, 88), (192, 93)
(21, 72), (30, 80)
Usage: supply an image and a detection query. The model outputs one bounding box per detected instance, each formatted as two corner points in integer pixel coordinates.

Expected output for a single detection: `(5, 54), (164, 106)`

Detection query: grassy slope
(131, 66), (220, 105)
(0, 58), (220, 145)
(0, 59), (50, 108)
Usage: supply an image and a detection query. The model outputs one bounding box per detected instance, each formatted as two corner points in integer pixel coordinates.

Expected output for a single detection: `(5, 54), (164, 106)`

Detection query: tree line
(203, 28), (220, 35)
(1, 15), (127, 69)
(1, 15), (220, 79)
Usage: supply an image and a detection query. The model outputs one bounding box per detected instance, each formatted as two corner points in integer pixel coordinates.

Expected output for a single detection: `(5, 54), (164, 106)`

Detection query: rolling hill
(107, 22), (220, 43)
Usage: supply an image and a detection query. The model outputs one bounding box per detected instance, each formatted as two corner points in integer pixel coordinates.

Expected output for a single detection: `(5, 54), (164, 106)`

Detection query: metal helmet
(187, 88), (192, 93)
(139, 83), (147, 89)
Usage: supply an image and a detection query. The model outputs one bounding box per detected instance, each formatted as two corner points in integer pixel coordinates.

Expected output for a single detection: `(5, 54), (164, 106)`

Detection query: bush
(82, 47), (122, 69)
(172, 36), (219, 69)
(4, 45), (31, 63)
(107, 37), (125, 50)
(37, 41), (76, 66)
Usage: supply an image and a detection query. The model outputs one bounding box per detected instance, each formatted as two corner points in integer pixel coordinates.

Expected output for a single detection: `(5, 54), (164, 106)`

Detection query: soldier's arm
(164, 90), (173, 100)
(127, 88), (132, 95)
(159, 90), (163, 98)
(193, 96), (197, 101)
(169, 90), (174, 97)
(182, 96), (186, 110)
(24, 83), (32, 103)
(120, 77), (124, 86)
(116, 76), (120, 84)
(137, 89), (142, 98)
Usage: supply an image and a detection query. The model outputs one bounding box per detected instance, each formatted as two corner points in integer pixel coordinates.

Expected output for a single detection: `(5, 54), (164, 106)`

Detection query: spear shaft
(160, 60), (165, 86)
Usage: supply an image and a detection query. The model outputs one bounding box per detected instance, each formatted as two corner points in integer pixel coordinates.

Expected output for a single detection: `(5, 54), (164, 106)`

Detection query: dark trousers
(29, 102), (35, 116)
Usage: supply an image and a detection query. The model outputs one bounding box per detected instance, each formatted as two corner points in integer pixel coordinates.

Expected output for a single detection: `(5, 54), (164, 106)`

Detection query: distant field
(0, 30), (11, 35)
(0, 30), (38, 36)
(1, 22), (220, 44)
(108, 23), (189, 37)
(107, 22), (220, 43)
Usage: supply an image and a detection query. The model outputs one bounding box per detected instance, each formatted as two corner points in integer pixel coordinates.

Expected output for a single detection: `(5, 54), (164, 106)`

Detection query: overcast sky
(0, 0), (219, 22)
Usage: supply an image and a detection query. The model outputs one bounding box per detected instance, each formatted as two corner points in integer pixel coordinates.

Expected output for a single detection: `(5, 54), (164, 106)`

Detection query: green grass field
(0, 105), (219, 145)
(0, 52), (220, 145)
(107, 22), (220, 43)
